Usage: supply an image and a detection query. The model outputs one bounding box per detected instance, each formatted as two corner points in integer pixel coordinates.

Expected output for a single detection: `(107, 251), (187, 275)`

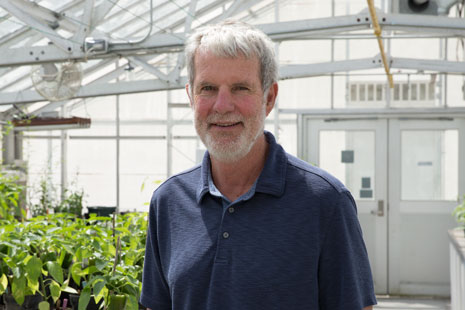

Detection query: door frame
(297, 109), (465, 295)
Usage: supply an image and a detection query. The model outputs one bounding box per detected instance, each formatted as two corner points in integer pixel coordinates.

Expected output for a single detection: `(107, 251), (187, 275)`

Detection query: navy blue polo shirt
(140, 132), (376, 310)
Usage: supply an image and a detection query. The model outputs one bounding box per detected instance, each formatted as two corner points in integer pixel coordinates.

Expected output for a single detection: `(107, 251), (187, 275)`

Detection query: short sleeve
(318, 191), (377, 309)
(140, 196), (172, 310)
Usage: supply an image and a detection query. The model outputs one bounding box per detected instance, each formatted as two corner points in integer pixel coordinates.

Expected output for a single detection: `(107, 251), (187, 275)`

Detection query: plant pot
(3, 293), (43, 310)
(108, 295), (126, 310)
(86, 206), (116, 217)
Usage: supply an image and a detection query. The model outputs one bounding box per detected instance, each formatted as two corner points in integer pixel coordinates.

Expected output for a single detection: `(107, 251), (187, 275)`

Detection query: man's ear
(265, 82), (278, 116)
(186, 84), (194, 108)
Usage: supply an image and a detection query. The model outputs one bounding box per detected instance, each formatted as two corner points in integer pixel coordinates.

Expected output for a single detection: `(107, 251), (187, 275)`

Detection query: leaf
(27, 277), (39, 295)
(11, 266), (21, 278)
(126, 295), (139, 310)
(93, 278), (106, 297)
(62, 286), (78, 294)
(26, 256), (42, 283)
(0, 273), (8, 294)
(49, 280), (61, 303)
(58, 250), (66, 266)
(78, 286), (91, 310)
(38, 301), (50, 310)
(46, 261), (64, 284)
(12, 276), (26, 305)
(95, 258), (107, 271)
(94, 285), (108, 304)
(70, 263), (82, 285)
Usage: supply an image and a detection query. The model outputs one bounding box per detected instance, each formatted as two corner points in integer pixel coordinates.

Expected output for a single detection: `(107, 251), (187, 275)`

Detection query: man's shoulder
(153, 164), (202, 197)
(284, 153), (348, 194)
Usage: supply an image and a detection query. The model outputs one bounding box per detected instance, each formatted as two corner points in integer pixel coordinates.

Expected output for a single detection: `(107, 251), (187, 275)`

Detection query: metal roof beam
(73, 0), (94, 43)
(380, 12), (465, 36)
(0, 77), (188, 105)
(0, 0), (80, 51)
(4, 55), (465, 105)
(279, 56), (384, 79)
(129, 56), (170, 82)
(391, 57), (465, 74)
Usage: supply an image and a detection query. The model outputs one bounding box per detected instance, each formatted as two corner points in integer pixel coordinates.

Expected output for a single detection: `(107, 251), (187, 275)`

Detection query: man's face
(188, 50), (274, 163)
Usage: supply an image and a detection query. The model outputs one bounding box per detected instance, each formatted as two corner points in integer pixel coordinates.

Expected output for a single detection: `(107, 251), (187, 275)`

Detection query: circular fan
(31, 62), (83, 101)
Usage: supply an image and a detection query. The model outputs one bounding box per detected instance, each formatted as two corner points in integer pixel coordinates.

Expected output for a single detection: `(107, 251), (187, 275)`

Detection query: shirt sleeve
(318, 190), (377, 309)
(140, 196), (172, 310)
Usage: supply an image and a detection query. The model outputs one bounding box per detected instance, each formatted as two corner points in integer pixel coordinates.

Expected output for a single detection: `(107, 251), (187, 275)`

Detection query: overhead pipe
(367, 0), (394, 88)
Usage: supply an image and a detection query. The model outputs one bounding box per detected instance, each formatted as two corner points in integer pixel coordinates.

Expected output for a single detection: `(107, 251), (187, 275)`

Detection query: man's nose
(213, 88), (235, 114)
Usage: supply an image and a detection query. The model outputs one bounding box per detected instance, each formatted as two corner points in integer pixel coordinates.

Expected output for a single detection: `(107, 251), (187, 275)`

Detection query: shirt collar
(196, 131), (287, 204)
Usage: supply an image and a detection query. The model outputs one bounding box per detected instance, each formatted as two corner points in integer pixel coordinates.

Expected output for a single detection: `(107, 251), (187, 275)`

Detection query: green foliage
(29, 178), (55, 217)
(0, 212), (147, 309)
(453, 195), (465, 226)
(55, 188), (84, 216)
(0, 171), (25, 221)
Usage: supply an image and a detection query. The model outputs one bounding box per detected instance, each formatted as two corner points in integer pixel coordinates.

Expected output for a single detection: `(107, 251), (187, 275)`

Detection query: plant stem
(112, 236), (121, 277)
(39, 274), (47, 300)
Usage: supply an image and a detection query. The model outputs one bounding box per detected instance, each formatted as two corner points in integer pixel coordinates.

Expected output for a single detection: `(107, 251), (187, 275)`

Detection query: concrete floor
(374, 296), (451, 310)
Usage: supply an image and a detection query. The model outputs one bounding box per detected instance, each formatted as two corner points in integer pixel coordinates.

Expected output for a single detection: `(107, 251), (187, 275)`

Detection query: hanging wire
(108, 0), (153, 45)
(103, 0), (184, 42)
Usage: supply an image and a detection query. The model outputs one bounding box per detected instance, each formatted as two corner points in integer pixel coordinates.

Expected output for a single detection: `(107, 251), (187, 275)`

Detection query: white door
(301, 116), (465, 296)
(302, 118), (388, 294)
(388, 118), (465, 296)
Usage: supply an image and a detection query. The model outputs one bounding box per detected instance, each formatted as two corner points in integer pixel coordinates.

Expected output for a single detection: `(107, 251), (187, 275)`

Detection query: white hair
(185, 20), (278, 95)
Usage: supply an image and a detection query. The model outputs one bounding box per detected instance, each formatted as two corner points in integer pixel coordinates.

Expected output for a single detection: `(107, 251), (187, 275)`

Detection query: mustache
(205, 113), (243, 123)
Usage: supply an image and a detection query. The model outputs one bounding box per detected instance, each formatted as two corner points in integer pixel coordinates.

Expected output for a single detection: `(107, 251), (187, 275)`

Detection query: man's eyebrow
(196, 81), (216, 88)
(232, 81), (253, 86)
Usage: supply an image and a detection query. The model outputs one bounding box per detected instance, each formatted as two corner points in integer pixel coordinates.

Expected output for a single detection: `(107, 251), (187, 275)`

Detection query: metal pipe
(367, 0), (394, 88)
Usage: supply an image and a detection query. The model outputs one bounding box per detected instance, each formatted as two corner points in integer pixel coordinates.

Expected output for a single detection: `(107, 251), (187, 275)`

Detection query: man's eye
(201, 86), (215, 91)
(234, 86), (249, 91)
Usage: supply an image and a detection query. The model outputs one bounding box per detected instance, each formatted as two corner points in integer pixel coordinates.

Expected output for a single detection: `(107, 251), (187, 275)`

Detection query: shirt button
(228, 207), (235, 213)
(223, 232), (230, 239)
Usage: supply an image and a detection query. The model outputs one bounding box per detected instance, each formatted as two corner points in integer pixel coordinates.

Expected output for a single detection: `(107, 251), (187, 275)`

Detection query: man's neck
(210, 134), (269, 202)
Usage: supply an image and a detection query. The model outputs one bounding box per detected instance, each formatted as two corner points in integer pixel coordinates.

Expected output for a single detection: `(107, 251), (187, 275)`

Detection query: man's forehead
(193, 50), (261, 82)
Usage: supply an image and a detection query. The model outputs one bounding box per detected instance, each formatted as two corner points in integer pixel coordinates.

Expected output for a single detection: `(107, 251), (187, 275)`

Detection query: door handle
(370, 200), (384, 217)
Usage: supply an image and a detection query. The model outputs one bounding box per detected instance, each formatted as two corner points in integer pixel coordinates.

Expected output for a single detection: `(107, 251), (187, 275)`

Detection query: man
(140, 20), (376, 310)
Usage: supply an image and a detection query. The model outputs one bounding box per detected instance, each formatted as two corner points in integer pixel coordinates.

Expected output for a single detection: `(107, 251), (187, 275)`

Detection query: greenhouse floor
(374, 296), (451, 310)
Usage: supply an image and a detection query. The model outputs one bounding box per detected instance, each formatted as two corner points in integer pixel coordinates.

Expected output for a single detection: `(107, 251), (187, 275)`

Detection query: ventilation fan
(31, 62), (83, 101)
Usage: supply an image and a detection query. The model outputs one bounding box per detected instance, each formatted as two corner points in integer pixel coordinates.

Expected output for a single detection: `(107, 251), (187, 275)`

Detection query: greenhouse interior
(1, 0), (465, 309)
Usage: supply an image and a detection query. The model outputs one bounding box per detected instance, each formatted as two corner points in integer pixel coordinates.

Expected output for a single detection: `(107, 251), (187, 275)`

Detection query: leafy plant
(453, 195), (465, 227)
(55, 188), (84, 217)
(0, 216), (78, 307)
(0, 171), (25, 221)
(30, 178), (56, 217)
(76, 213), (147, 310)
(0, 211), (147, 310)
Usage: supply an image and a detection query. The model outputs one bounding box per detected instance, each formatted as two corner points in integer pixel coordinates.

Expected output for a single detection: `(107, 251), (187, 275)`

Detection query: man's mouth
(213, 122), (241, 127)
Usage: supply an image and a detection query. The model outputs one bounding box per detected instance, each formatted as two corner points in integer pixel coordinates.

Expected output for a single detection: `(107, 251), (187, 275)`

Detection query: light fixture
(12, 116), (91, 131)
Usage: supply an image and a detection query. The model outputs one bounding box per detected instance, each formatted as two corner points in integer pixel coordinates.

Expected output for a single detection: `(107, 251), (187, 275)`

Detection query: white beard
(195, 104), (267, 163)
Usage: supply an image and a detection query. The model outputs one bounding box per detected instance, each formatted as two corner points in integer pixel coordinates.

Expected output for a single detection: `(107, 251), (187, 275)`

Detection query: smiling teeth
(217, 123), (236, 127)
